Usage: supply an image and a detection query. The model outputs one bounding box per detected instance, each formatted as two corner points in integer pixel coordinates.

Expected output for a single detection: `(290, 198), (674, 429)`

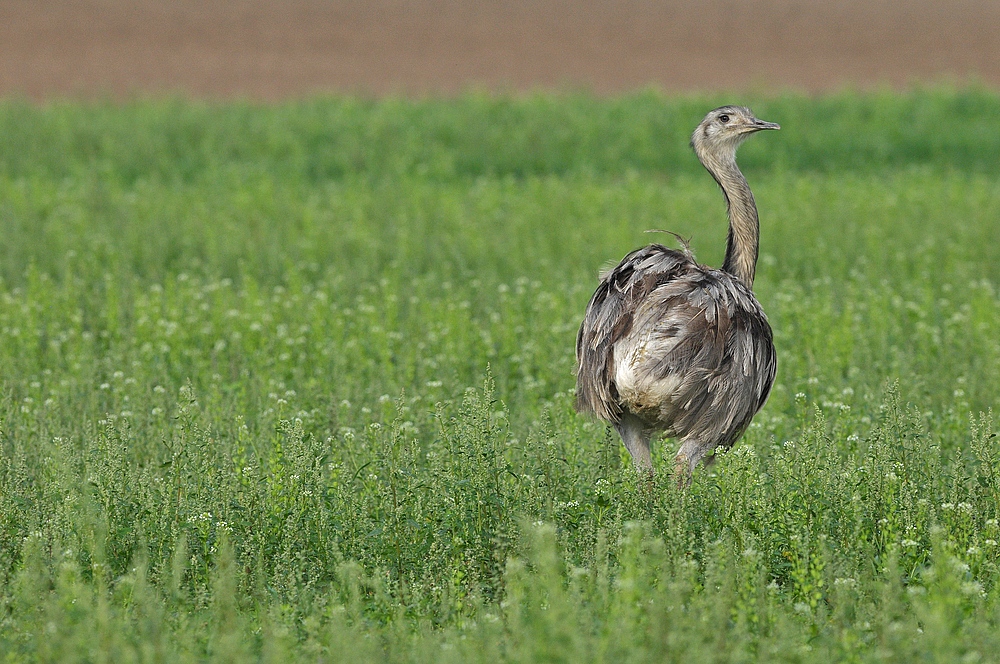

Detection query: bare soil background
(1, 0), (999, 99)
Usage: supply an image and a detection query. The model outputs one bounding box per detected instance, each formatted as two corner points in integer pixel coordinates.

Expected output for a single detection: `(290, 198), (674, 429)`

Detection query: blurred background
(1, 0), (997, 99)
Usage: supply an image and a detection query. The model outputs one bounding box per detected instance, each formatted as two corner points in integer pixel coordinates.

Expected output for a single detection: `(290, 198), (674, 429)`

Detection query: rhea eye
(719, 114), (730, 123)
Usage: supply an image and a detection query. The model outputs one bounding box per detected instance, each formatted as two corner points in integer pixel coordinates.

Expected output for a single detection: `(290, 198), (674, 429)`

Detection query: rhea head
(691, 106), (780, 163)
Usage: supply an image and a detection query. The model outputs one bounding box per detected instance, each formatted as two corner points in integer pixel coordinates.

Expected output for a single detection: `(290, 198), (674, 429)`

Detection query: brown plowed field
(2, 0), (999, 99)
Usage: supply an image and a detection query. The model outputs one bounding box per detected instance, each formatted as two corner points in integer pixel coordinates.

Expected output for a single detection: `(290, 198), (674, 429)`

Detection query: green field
(1, 89), (1000, 662)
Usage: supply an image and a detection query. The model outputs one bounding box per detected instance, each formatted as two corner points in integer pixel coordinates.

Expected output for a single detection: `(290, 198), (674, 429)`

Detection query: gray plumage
(575, 106), (779, 478)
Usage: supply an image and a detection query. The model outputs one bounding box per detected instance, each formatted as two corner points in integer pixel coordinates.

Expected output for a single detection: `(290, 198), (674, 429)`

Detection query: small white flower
(961, 581), (985, 597)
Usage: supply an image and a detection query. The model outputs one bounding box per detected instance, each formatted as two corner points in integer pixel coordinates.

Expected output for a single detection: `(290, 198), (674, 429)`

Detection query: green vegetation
(1, 88), (999, 662)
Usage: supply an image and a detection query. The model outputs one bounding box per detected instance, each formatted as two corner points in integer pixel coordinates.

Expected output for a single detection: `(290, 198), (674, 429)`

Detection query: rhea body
(575, 106), (779, 477)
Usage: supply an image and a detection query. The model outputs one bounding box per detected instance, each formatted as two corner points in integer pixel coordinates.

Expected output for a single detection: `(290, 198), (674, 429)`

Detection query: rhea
(575, 106), (779, 479)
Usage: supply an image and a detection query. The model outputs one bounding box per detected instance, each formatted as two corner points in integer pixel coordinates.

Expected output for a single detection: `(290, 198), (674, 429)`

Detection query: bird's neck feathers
(699, 149), (759, 289)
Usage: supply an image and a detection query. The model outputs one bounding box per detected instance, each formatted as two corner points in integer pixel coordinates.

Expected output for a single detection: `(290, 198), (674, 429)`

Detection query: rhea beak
(751, 119), (780, 131)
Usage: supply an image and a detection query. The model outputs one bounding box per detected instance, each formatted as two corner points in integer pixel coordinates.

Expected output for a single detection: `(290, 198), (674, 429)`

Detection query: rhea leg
(614, 413), (653, 475)
(674, 437), (714, 482)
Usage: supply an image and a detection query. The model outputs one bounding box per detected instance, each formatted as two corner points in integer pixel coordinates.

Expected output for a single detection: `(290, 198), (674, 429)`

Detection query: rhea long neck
(700, 148), (759, 289)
